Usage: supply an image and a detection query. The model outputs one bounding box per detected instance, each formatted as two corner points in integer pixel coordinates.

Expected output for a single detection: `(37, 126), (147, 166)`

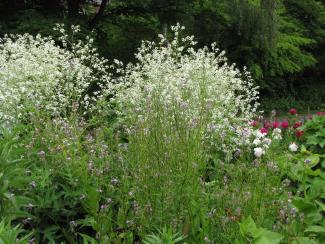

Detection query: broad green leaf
(291, 237), (319, 244)
(304, 225), (325, 233)
(305, 154), (320, 168)
(239, 216), (257, 236)
(254, 229), (283, 244)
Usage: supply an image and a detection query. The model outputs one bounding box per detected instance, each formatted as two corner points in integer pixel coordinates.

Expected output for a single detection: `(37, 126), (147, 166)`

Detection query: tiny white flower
(289, 143), (298, 152)
(263, 138), (272, 146)
(255, 131), (266, 139)
(254, 147), (264, 158)
(253, 138), (261, 145)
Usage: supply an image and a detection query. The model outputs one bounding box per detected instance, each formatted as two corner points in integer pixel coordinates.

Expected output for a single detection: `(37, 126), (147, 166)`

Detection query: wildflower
(111, 178), (118, 185)
(253, 138), (261, 145)
(27, 203), (34, 211)
(271, 110), (277, 117)
(295, 130), (304, 138)
(304, 159), (311, 164)
(282, 178), (291, 187)
(37, 150), (46, 158)
(254, 147), (264, 158)
(293, 121), (302, 129)
(30, 181), (37, 188)
(263, 138), (272, 146)
(28, 238), (36, 244)
(289, 108), (297, 115)
(289, 142), (298, 152)
(272, 128), (282, 140)
(113, 24), (259, 156)
(281, 120), (289, 129)
(267, 161), (278, 171)
(272, 121), (280, 128)
(251, 120), (258, 127)
(69, 221), (77, 227)
(316, 111), (325, 116)
(100, 204), (108, 210)
(260, 127), (268, 134)
(0, 26), (111, 126)
(244, 191), (252, 200)
(255, 130), (266, 138)
(264, 121), (271, 129)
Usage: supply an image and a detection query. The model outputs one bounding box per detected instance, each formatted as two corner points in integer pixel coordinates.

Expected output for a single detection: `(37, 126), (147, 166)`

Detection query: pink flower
(289, 108), (297, 115)
(281, 120), (289, 129)
(251, 121), (258, 127)
(260, 127), (268, 134)
(295, 130), (304, 138)
(293, 121), (302, 129)
(272, 121), (280, 129)
(264, 121), (271, 129)
(316, 111), (325, 116)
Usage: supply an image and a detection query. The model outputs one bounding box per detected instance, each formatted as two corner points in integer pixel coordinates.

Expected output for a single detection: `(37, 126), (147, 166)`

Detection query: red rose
(264, 121), (271, 129)
(260, 127), (268, 134)
(295, 130), (304, 138)
(289, 108), (297, 115)
(293, 121), (303, 129)
(272, 121), (280, 129)
(316, 111), (325, 116)
(281, 120), (289, 129)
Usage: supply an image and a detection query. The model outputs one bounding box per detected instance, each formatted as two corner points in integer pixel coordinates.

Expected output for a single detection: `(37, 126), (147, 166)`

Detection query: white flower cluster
(272, 128), (282, 140)
(0, 24), (111, 126)
(289, 142), (298, 152)
(112, 24), (260, 155)
(252, 130), (272, 158)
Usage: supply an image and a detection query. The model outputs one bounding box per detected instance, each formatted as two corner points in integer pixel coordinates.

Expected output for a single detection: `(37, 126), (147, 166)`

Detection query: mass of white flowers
(0, 24), (110, 126)
(112, 24), (260, 155)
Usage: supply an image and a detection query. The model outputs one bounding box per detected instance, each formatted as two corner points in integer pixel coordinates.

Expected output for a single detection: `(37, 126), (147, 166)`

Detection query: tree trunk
(89, 0), (109, 29)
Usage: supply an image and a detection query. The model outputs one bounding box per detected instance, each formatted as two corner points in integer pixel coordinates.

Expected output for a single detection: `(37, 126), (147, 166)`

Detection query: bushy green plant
(143, 226), (186, 244)
(0, 220), (32, 244)
(0, 24), (111, 126)
(0, 127), (30, 220)
(107, 24), (261, 237)
(300, 114), (325, 152)
(17, 116), (132, 243)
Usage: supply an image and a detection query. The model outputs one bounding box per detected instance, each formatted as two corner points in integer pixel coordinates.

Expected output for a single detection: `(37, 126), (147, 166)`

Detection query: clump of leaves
(0, 220), (32, 244)
(143, 226), (186, 244)
(300, 115), (325, 152)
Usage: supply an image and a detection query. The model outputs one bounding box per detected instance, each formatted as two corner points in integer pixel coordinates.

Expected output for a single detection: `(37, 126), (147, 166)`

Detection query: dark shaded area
(0, 0), (324, 109)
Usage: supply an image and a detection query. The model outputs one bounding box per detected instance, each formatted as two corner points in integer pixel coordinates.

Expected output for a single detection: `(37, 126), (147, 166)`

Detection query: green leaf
(254, 229), (283, 244)
(305, 154), (320, 168)
(304, 225), (325, 233)
(315, 200), (325, 212)
(291, 237), (319, 244)
(239, 216), (257, 236)
(306, 136), (319, 146)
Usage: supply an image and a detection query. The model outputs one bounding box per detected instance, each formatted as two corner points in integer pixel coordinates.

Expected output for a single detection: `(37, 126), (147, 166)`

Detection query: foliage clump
(0, 24), (110, 126)
(113, 24), (260, 157)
